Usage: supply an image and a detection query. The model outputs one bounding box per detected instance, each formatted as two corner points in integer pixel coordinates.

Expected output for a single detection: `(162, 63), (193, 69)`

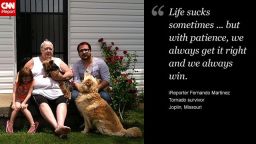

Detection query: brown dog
(75, 73), (142, 137)
(42, 60), (71, 100)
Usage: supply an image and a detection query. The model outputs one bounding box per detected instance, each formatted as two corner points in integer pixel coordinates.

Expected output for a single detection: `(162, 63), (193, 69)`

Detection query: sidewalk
(0, 94), (12, 117)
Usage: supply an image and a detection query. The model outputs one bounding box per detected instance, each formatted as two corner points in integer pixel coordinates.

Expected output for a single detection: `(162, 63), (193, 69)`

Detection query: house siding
(69, 0), (144, 91)
(0, 17), (15, 94)
(0, 0), (144, 94)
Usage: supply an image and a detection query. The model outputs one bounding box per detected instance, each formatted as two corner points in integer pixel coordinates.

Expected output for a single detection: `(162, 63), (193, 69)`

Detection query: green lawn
(0, 109), (144, 144)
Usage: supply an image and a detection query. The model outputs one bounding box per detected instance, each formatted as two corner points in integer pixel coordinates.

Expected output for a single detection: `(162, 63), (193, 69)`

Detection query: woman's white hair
(40, 39), (53, 49)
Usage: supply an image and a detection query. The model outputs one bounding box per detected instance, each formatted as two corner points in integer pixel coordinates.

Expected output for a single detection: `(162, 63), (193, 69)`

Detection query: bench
(0, 68), (144, 131)
(0, 95), (83, 132)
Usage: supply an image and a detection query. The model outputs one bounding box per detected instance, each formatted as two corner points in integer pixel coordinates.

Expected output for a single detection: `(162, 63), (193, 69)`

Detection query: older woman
(24, 39), (73, 137)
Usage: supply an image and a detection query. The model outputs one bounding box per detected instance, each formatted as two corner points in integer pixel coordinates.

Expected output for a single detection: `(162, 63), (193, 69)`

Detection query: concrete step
(0, 93), (12, 117)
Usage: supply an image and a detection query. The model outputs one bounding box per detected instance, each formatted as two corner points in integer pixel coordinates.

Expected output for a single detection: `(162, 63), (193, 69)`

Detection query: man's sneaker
(27, 122), (39, 134)
(6, 120), (13, 134)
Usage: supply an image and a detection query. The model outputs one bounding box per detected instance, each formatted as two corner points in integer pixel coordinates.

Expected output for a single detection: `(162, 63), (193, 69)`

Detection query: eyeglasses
(79, 49), (90, 53)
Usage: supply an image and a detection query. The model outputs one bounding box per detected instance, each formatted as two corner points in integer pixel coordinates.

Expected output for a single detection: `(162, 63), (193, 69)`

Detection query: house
(0, 0), (144, 117)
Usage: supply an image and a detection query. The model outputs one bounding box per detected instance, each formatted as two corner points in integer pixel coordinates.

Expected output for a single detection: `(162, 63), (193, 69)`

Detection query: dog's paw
(81, 129), (89, 134)
(81, 127), (90, 134)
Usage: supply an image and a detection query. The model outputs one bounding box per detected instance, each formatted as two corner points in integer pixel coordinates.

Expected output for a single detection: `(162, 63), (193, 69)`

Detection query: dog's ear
(42, 61), (49, 70)
(49, 60), (54, 65)
(91, 82), (99, 93)
(42, 62), (46, 68)
(85, 79), (93, 86)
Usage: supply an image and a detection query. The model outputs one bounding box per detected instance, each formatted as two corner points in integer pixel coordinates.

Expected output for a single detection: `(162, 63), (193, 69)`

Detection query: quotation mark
(152, 5), (165, 16)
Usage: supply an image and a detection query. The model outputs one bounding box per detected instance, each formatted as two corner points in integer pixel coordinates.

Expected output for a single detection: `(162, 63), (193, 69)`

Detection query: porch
(0, 94), (12, 117)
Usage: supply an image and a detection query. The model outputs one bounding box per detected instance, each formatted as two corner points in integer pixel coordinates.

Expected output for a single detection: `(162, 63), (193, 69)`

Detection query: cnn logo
(0, 0), (16, 16)
(1, 2), (15, 9)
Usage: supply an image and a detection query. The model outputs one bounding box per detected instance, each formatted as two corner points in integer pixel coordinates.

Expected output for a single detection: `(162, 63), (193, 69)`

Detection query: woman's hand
(21, 103), (28, 109)
(11, 103), (16, 110)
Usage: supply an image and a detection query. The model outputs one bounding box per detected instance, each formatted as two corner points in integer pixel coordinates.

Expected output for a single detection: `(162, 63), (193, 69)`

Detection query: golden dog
(42, 60), (71, 100)
(75, 73), (142, 137)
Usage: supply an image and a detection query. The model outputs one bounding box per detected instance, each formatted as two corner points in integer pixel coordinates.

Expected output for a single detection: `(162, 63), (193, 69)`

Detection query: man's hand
(98, 80), (109, 91)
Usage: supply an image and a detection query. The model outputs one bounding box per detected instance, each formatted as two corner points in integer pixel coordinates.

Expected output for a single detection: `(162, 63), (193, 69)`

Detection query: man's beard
(81, 54), (91, 61)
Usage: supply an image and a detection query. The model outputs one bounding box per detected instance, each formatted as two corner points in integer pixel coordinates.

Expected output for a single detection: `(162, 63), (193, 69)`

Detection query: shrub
(98, 38), (138, 120)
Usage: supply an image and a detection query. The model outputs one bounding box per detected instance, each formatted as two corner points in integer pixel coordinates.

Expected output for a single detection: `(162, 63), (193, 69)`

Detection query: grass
(123, 109), (144, 131)
(0, 109), (144, 144)
(0, 132), (144, 144)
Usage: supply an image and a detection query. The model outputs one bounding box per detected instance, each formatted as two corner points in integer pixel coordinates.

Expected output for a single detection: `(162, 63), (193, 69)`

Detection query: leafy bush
(98, 38), (138, 120)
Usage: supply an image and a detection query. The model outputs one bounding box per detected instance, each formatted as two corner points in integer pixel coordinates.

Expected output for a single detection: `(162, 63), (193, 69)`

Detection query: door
(16, 0), (67, 71)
